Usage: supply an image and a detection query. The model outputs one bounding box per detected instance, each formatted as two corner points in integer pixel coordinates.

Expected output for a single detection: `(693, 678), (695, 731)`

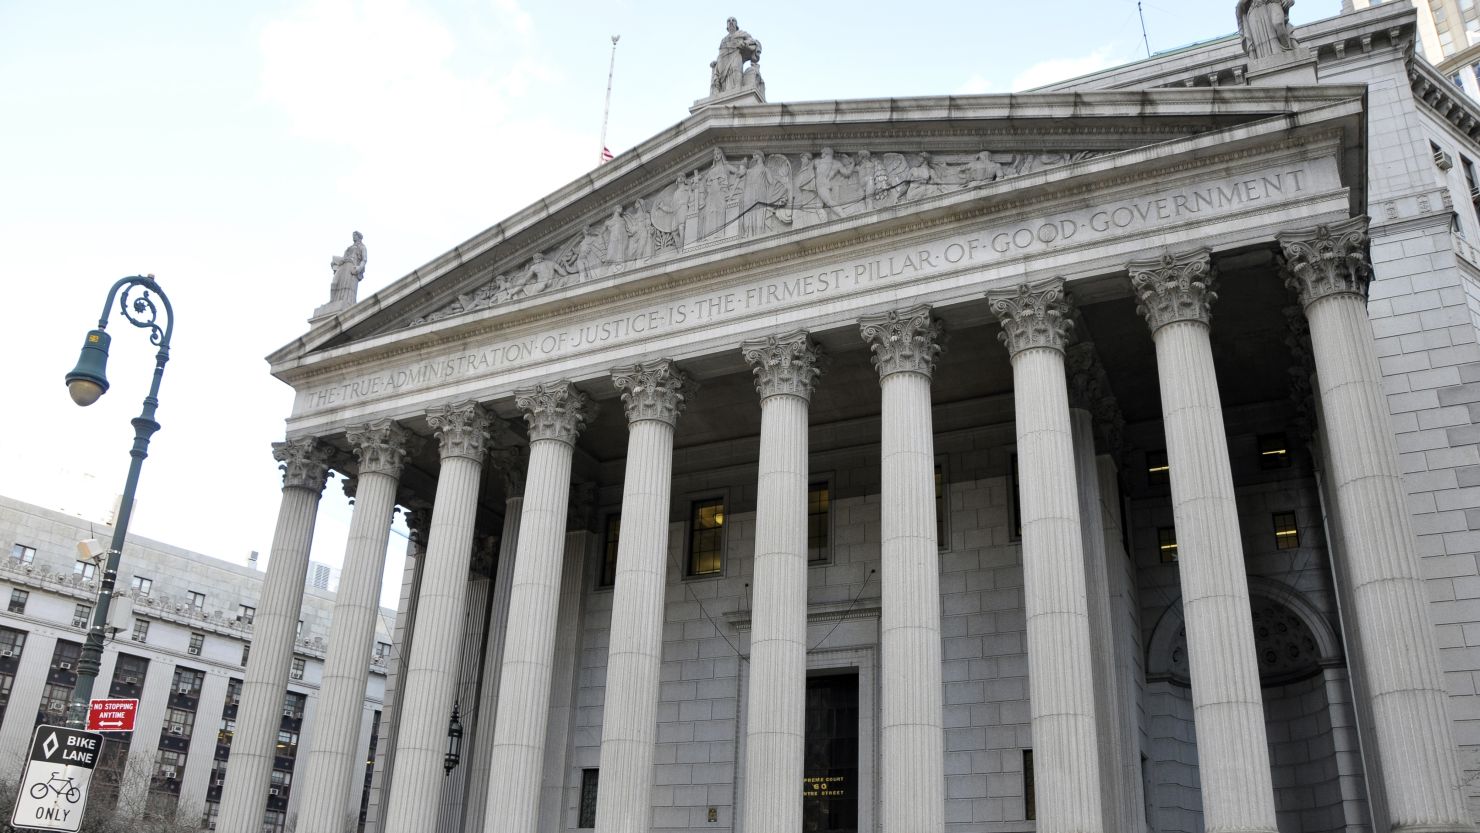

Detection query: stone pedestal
(217, 438), (333, 833)
(689, 86), (765, 114)
(1244, 50), (1316, 86)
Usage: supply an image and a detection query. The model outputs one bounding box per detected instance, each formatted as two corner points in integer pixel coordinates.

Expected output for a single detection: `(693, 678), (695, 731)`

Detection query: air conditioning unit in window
(282, 707), (293, 717)
(290, 671), (303, 681)
(58, 661), (72, 670)
(162, 767), (177, 780)
(170, 726), (184, 735)
(208, 824), (217, 831)
(188, 646), (201, 656)
(1470, 186), (1480, 202)
(1436, 150), (1455, 170)
(268, 788), (280, 797)
(213, 777), (224, 787)
(177, 684), (193, 695)
(123, 676), (140, 685)
(0, 650), (11, 657)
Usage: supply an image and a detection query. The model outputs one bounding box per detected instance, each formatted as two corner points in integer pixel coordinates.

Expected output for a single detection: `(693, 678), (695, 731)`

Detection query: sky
(0, 0), (1334, 608)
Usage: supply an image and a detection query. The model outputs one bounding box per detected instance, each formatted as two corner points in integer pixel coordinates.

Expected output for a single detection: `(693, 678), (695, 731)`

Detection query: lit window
(130, 576), (153, 596)
(7, 589), (28, 614)
(599, 515), (620, 588)
(1273, 512), (1300, 550)
(1158, 527), (1178, 563)
(1147, 450), (1170, 486)
(74, 560), (96, 581)
(687, 498), (725, 576)
(808, 483), (831, 564)
(73, 604), (92, 629)
(9, 544), (35, 564)
(1258, 433), (1291, 470)
(132, 620), (150, 643)
(187, 591), (206, 612)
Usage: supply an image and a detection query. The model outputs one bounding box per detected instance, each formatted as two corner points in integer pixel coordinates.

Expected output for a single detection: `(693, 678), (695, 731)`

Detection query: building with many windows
(0, 495), (394, 831)
(1347, 0), (1480, 98)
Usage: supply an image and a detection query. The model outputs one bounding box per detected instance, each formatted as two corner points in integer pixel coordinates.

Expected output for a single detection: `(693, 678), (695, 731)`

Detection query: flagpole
(599, 34), (620, 164)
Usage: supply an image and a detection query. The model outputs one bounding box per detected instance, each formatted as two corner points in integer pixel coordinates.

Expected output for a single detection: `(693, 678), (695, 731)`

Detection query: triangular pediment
(269, 86), (1366, 371)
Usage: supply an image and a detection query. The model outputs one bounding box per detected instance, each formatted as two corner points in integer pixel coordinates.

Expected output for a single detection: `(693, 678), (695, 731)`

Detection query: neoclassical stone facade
(220, 5), (1480, 833)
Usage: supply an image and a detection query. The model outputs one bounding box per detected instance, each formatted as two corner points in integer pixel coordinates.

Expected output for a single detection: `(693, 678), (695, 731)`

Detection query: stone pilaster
(218, 437), (334, 833)
(988, 280), (1105, 833)
(740, 332), (825, 833)
(485, 383), (595, 833)
(859, 306), (946, 833)
(383, 402), (494, 832)
(462, 442), (528, 833)
(1281, 219), (1477, 832)
(538, 520), (594, 833)
(1129, 250), (1278, 833)
(299, 421), (418, 833)
(596, 360), (694, 833)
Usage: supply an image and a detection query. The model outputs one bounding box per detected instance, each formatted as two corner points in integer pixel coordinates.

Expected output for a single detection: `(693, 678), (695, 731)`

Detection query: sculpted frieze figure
(1237, 0), (1298, 59)
(408, 147), (1105, 328)
(710, 17), (763, 99)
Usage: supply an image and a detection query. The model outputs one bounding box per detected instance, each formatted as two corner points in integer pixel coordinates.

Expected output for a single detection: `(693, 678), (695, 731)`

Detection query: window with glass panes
(1024, 749), (1036, 820)
(73, 604), (91, 628)
(934, 464), (948, 547)
(187, 591), (205, 611)
(578, 768), (599, 828)
(131, 575), (152, 596)
(290, 656), (305, 680)
(10, 544), (35, 563)
(164, 708), (195, 738)
(599, 514), (621, 587)
(39, 682), (71, 719)
(0, 673), (12, 722)
(189, 633), (205, 655)
(1158, 527), (1179, 562)
(687, 498), (725, 576)
(8, 589), (27, 614)
(237, 605), (255, 625)
(133, 619), (150, 643)
(807, 483), (831, 564)
(0, 627), (24, 656)
(1273, 512), (1300, 550)
(74, 560), (96, 581)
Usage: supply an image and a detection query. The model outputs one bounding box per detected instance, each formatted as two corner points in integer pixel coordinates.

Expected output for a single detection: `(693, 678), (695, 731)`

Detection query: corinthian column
(987, 281), (1104, 833)
(596, 360), (694, 833)
(485, 383), (595, 833)
(382, 402), (494, 831)
(218, 438), (334, 833)
(740, 331), (825, 833)
(1281, 218), (1477, 832)
(298, 421), (418, 833)
(1129, 250), (1277, 833)
(462, 444), (527, 833)
(859, 306), (946, 833)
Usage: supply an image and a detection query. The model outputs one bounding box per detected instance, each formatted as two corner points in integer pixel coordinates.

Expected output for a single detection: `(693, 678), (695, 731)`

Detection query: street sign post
(10, 725), (102, 832)
(86, 698), (137, 733)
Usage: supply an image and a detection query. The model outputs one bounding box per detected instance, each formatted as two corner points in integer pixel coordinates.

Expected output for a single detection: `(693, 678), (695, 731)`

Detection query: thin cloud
(1010, 47), (1129, 91)
(955, 74), (993, 95)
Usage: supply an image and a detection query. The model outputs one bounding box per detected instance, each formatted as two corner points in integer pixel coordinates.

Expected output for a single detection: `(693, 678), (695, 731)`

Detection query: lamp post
(62, 275), (174, 729)
(444, 702), (464, 776)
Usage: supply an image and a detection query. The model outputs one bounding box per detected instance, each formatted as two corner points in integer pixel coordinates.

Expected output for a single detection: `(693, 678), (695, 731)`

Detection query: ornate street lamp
(444, 702), (464, 776)
(62, 275), (174, 729)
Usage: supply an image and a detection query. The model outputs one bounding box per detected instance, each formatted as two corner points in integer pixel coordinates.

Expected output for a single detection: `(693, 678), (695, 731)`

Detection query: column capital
(342, 475), (357, 502)
(515, 381), (596, 445)
(399, 500), (434, 548)
(1279, 216), (1373, 307)
(740, 330), (826, 402)
(272, 437), (335, 493)
(987, 278), (1074, 357)
(488, 444), (529, 497)
(1066, 341), (1125, 455)
(612, 360), (695, 427)
(346, 419), (420, 478)
(427, 401), (494, 461)
(858, 305), (944, 380)
(1128, 249), (1217, 332)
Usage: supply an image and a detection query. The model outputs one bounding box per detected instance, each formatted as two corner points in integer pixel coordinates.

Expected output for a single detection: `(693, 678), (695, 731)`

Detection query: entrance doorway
(803, 671), (859, 833)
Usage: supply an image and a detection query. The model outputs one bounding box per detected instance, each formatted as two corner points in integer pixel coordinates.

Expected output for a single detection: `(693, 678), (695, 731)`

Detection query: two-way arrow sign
(85, 699), (137, 733)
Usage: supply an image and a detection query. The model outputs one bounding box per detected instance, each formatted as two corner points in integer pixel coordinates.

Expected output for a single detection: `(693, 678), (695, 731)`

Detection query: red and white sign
(86, 699), (136, 733)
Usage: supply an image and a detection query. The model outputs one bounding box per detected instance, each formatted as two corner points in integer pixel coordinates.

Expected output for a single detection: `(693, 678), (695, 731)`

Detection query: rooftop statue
(710, 17), (764, 101)
(315, 231), (367, 317)
(1237, 0), (1298, 60)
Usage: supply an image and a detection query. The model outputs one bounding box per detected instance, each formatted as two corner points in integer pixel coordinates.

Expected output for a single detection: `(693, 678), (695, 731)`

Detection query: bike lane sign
(10, 724), (102, 832)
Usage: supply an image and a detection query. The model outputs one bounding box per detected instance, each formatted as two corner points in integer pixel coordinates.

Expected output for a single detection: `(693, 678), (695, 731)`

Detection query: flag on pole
(600, 146), (614, 164)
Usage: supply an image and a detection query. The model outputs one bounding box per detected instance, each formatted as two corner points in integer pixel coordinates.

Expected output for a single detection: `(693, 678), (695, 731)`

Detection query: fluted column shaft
(1281, 219), (1475, 831)
(462, 492), (524, 833)
(1130, 250), (1276, 833)
(597, 360), (693, 833)
(300, 422), (415, 833)
(988, 281), (1104, 833)
(741, 331), (824, 833)
(383, 402), (493, 832)
(860, 307), (945, 833)
(219, 438), (333, 833)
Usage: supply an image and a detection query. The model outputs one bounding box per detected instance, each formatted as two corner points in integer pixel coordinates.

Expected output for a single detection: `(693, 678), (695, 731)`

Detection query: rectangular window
(10, 544), (35, 564)
(131, 576), (153, 596)
(237, 605), (255, 625)
(262, 809), (286, 833)
(0, 627), (25, 657)
(295, 620), (303, 638)
(290, 657), (305, 681)
(1258, 432), (1292, 469)
(8, 589), (28, 614)
(599, 514), (621, 588)
(164, 708), (195, 738)
(578, 768), (599, 828)
(687, 498), (725, 577)
(1147, 449), (1170, 486)
(132, 620), (150, 643)
(173, 667), (204, 696)
(275, 730), (299, 749)
(187, 591), (206, 612)
(188, 633), (205, 656)
(227, 678), (243, 707)
(935, 464), (949, 547)
(808, 483), (831, 564)
(1158, 527), (1179, 563)
(73, 604), (92, 629)
(1273, 512), (1300, 550)
(1009, 455), (1022, 540)
(241, 644), (250, 667)
(74, 560), (97, 581)
(40, 681), (71, 717)
(374, 641), (390, 660)
(1024, 749), (1036, 821)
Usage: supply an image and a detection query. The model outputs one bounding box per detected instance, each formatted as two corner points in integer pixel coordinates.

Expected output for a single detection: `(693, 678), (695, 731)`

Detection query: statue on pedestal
(328, 231), (366, 306)
(709, 17), (763, 99)
(1237, 0), (1297, 59)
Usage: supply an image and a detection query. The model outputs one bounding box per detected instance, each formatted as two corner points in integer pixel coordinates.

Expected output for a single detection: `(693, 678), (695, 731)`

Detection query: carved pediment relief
(409, 147), (1105, 328)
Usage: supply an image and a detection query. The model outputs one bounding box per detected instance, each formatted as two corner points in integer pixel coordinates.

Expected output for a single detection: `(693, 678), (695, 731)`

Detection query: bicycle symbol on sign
(29, 771), (81, 804)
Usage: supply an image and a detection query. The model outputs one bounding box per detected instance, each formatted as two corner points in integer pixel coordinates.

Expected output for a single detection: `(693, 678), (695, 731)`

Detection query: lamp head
(66, 329), (111, 406)
(444, 702), (464, 775)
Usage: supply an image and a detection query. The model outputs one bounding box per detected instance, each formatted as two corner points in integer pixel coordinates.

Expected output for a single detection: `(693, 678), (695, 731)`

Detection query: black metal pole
(64, 276), (173, 729)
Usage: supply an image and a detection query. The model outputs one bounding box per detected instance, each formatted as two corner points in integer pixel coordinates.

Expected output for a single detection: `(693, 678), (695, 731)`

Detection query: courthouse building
(218, 3), (1480, 832)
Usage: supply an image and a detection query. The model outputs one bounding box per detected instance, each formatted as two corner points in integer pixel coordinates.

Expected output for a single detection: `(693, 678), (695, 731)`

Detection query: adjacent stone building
(219, 4), (1480, 832)
(0, 495), (393, 831)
